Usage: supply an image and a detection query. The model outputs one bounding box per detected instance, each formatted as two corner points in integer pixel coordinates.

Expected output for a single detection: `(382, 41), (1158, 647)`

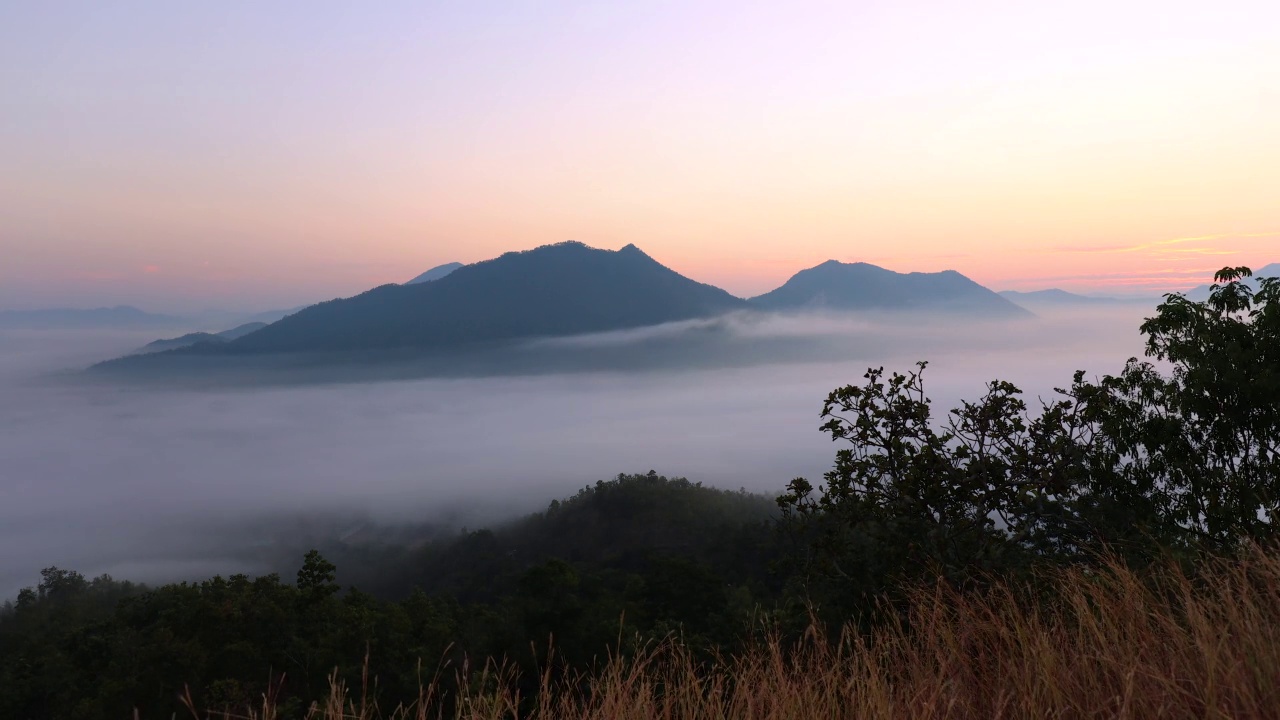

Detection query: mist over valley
(0, 296), (1150, 598)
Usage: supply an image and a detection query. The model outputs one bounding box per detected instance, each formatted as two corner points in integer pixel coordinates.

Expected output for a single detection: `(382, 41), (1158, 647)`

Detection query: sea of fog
(0, 308), (1151, 598)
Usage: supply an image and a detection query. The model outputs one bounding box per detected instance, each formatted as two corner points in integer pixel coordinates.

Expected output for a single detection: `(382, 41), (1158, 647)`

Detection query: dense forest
(3, 266), (1279, 718)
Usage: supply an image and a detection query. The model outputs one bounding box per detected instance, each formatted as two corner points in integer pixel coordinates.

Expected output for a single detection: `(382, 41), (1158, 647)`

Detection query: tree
(37, 567), (88, 601)
(780, 266), (1280, 603)
(778, 363), (1091, 601)
(297, 550), (339, 600)
(1084, 266), (1280, 550)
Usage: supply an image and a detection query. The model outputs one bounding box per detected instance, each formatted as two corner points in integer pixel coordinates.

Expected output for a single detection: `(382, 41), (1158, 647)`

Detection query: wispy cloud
(1056, 232), (1280, 256)
(1004, 265), (1233, 293)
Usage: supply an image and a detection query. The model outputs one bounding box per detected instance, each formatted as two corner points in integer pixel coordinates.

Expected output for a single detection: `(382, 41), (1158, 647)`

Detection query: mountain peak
(493, 240), (597, 262)
(545, 240), (592, 251)
(405, 262), (464, 285)
(188, 241), (747, 355)
(752, 261), (1027, 316)
(811, 259), (879, 271)
(618, 243), (659, 263)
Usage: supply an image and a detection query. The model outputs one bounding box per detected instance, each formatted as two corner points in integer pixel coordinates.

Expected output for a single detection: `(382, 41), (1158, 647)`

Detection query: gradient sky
(3, 0), (1278, 312)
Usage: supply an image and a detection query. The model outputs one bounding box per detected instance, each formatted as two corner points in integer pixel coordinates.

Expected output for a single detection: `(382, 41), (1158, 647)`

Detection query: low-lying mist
(0, 307), (1152, 598)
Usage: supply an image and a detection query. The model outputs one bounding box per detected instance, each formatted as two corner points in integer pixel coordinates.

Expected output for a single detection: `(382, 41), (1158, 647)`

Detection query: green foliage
(0, 473), (783, 718)
(780, 364), (1070, 599)
(781, 265), (1280, 609)
(297, 549), (340, 599)
(1088, 266), (1280, 549)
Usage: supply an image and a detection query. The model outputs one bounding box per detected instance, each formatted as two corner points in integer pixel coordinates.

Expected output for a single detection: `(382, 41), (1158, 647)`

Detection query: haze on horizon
(0, 303), (1151, 598)
(3, 0), (1278, 313)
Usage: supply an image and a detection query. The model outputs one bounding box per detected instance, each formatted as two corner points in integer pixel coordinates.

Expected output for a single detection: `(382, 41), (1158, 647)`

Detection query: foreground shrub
(201, 547), (1280, 720)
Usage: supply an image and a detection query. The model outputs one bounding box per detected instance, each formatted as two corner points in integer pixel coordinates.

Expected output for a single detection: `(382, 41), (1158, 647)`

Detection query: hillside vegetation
(279, 550), (1280, 720)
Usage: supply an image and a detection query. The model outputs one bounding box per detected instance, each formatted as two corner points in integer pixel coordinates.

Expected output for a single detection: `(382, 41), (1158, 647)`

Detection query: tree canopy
(780, 266), (1280, 607)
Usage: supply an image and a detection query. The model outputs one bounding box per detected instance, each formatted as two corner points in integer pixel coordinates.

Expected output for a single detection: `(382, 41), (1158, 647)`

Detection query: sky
(2, 0), (1278, 312)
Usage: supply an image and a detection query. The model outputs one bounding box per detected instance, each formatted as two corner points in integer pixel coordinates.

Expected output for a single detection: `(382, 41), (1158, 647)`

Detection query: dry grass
(200, 549), (1280, 720)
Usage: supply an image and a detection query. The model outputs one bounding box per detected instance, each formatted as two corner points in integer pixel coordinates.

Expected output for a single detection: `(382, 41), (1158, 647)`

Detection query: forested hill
(751, 260), (1029, 316)
(135, 322), (269, 354)
(0, 473), (785, 718)
(361, 471), (782, 602)
(166, 242), (748, 355)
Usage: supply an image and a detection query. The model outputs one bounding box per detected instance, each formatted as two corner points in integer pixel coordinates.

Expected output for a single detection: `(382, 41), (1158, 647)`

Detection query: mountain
(0, 305), (183, 329)
(751, 261), (1029, 317)
(405, 262), (464, 285)
(998, 289), (1155, 307)
(139, 332), (223, 353)
(242, 307), (305, 324)
(1186, 263), (1280, 301)
(218, 321), (270, 340)
(162, 242), (748, 355)
(205, 307), (307, 326)
(1000, 289), (1110, 305)
(135, 322), (269, 354)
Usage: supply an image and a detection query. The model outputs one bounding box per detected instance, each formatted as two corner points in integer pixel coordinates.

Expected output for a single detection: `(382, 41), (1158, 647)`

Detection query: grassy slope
(217, 548), (1280, 720)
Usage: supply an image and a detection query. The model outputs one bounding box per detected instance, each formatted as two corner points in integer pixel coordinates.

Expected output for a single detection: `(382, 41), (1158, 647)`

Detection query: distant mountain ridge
(751, 261), (1028, 317)
(0, 306), (182, 329)
(178, 241), (749, 355)
(92, 243), (1042, 377)
(135, 322), (269, 354)
(1000, 289), (1106, 304)
(998, 289), (1156, 307)
(405, 262), (464, 285)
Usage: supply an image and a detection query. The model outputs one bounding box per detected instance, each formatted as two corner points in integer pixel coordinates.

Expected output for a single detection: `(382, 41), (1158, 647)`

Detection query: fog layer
(0, 308), (1149, 597)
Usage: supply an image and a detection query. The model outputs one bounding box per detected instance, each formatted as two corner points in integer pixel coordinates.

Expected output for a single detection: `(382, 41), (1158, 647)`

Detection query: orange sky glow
(2, 1), (1277, 311)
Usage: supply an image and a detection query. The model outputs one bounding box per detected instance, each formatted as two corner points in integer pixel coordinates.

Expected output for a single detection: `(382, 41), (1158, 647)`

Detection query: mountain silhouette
(182, 242), (747, 355)
(405, 262), (464, 285)
(998, 289), (1155, 307)
(0, 305), (182, 329)
(751, 261), (1029, 316)
(1000, 289), (1106, 305)
(135, 322), (269, 354)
